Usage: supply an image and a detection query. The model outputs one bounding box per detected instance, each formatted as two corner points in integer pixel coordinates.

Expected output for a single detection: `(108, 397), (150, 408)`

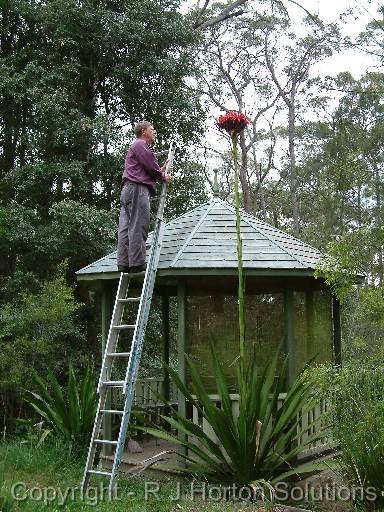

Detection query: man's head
(134, 121), (156, 144)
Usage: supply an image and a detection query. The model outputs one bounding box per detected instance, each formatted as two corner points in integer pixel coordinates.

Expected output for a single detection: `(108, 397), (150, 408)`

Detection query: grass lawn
(0, 441), (265, 511)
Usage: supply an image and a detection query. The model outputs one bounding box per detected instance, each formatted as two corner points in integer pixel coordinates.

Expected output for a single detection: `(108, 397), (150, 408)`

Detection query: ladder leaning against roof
(81, 141), (176, 492)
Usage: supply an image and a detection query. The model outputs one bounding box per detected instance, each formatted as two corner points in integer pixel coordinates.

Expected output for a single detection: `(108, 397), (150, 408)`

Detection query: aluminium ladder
(81, 141), (176, 491)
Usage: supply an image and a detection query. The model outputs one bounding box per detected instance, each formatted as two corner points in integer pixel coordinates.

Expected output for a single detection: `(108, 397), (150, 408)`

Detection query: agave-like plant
(25, 365), (97, 452)
(136, 346), (328, 486)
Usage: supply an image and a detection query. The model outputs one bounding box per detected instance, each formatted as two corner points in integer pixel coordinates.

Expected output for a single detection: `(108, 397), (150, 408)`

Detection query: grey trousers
(117, 181), (150, 267)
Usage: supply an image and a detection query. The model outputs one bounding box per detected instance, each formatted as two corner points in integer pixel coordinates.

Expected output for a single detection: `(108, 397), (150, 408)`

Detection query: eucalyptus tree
(194, 8), (282, 215)
(310, 72), (384, 284)
(264, 14), (339, 236)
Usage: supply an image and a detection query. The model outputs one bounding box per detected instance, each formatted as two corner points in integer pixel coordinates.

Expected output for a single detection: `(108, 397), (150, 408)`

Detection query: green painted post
(332, 295), (342, 366)
(162, 294), (170, 403)
(101, 284), (113, 456)
(284, 288), (295, 388)
(177, 282), (187, 452)
(305, 289), (314, 361)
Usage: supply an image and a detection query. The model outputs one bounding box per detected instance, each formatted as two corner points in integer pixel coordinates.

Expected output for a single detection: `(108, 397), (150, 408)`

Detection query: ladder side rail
(123, 217), (163, 392)
(97, 273), (128, 392)
(110, 222), (165, 488)
(82, 274), (130, 489)
(81, 388), (108, 490)
(124, 222), (165, 398)
(156, 139), (175, 222)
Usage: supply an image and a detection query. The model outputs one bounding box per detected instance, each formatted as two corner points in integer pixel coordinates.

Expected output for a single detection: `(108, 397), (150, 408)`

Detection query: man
(117, 121), (171, 273)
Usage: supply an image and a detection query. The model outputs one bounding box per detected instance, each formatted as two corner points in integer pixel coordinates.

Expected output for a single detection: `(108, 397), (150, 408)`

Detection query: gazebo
(76, 195), (341, 459)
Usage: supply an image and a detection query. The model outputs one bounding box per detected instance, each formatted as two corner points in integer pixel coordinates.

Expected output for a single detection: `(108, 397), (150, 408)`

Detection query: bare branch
(193, 0), (211, 28)
(216, 43), (243, 108)
(246, 93), (280, 151)
(264, 33), (291, 108)
(194, 0), (248, 30)
(277, 0), (321, 25)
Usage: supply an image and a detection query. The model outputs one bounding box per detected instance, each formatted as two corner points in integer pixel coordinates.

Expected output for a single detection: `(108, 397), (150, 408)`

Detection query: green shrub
(0, 262), (85, 391)
(136, 346), (328, 487)
(317, 364), (384, 510)
(25, 364), (97, 454)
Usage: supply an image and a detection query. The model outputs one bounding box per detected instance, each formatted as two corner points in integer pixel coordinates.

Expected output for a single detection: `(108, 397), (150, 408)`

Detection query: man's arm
(134, 140), (166, 181)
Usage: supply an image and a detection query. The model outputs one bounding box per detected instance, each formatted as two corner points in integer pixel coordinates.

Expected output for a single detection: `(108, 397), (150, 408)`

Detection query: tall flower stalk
(232, 133), (245, 381)
(217, 111), (251, 393)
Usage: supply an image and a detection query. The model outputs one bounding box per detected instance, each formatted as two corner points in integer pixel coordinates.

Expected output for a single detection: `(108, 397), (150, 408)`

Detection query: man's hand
(161, 160), (170, 172)
(161, 160), (172, 183)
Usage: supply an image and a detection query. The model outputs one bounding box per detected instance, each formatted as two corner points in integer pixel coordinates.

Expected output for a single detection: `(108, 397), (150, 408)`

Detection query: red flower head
(217, 111), (251, 135)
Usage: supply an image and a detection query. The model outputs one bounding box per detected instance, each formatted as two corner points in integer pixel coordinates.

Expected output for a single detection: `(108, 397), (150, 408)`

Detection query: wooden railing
(191, 392), (332, 458)
(131, 379), (332, 456)
(133, 377), (178, 407)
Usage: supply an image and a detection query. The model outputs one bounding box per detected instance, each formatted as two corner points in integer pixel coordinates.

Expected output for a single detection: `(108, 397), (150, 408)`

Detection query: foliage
(0, 262), (85, 390)
(136, 347), (326, 486)
(341, 285), (384, 362)
(314, 235), (366, 303)
(45, 200), (118, 273)
(164, 159), (209, 221)
(314, 364), (384, 510)
(25, 364), (97, 453)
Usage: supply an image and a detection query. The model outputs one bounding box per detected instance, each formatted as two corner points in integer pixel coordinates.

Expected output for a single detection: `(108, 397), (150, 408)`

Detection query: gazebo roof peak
(76, 195), (324, 280)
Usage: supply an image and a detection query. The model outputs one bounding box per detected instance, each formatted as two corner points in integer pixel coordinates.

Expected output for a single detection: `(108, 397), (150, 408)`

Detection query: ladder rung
(113, 324), (135, 330)
(107, 352), (131, 357)
(87, 470), (112, 477)
(102, 381), (125, 387)
(94, 439), (118, 445)
(118, 298), (140, 303)
(101, 410), (124, 415)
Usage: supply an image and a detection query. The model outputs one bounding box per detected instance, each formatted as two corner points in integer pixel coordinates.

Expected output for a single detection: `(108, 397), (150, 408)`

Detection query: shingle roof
(76, 197), (324, 279)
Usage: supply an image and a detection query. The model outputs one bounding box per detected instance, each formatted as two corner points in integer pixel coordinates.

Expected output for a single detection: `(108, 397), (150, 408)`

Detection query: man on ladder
(117, 121), (171, 274)
(81, 129), (175, 492)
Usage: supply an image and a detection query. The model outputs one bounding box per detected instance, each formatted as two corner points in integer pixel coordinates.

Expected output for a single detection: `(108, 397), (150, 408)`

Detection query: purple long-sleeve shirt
(121, 138), (165, 196)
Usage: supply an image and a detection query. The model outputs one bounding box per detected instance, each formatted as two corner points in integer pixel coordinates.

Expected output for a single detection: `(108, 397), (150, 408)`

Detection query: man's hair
(134, 121), (152, 138)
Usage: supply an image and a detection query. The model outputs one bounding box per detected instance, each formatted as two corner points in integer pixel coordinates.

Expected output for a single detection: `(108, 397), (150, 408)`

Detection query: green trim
(160, 269), (316, 277)
(284, 288), (295, 387)
(332, 296), (342, 366)
(77, 269), (318, 281)
(77, 272), (121, 281)
(177, 282), (187, 453)
(305, 289), (315, 362)
(162, 295), (170, 403)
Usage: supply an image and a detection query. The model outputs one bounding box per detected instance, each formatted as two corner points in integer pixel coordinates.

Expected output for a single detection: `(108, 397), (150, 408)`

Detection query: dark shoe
(117, 265), (130, 273)
(129, 264), (146, 274)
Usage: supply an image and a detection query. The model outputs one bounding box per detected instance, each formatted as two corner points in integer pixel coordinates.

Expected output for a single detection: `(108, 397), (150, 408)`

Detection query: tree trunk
(258, 162), (267, 219)
(288, 95), (299, 237)
(357, 184), (362, 228)
(374, 162), (383, 284)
